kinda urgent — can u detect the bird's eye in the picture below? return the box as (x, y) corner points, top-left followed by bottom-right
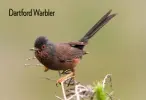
(42, 45), (46, 49)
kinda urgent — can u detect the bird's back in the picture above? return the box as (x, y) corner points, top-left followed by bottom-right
(55, 43), (84, 60)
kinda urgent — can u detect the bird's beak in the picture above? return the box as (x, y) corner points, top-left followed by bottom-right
(29, 48), (38, 51)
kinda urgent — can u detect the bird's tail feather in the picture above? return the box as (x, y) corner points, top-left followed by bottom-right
(79, 10), (117, 43)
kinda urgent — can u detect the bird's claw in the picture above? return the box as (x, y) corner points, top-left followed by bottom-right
(56, 78), (63, 87)
(56, 83), (60, 87)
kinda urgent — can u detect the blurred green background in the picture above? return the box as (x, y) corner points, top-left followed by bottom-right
(0, 0), (146, 100)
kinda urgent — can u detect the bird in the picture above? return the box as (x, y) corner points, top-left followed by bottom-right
(31, 10), (116, 85)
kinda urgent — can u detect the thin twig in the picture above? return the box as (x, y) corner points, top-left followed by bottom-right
(61, 80), (67, 100)
(75, 85), (80, 100)
(55, 95), (64, 100)
(103, 74), (112, 89)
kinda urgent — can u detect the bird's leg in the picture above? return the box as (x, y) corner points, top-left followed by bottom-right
(56, 72), (74, 84)
(66, 68), (75, 86)
(56, 68), (75, 86)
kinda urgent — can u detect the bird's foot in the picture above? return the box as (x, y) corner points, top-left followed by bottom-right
(56, 72), (74, 86)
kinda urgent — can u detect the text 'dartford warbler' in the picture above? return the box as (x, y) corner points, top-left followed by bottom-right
(9, 8), (55, 16)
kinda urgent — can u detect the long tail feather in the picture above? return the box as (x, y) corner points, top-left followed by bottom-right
(79, 10), (117, 43)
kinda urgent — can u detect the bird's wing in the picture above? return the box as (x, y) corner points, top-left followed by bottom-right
(55, 43), (84, 62)
(68, 41), (87, 46)
(68, 41), (88, 50)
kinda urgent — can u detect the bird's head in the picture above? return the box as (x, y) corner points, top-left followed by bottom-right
(34, 36), (48, 50)
(30, 36), (53, 53)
